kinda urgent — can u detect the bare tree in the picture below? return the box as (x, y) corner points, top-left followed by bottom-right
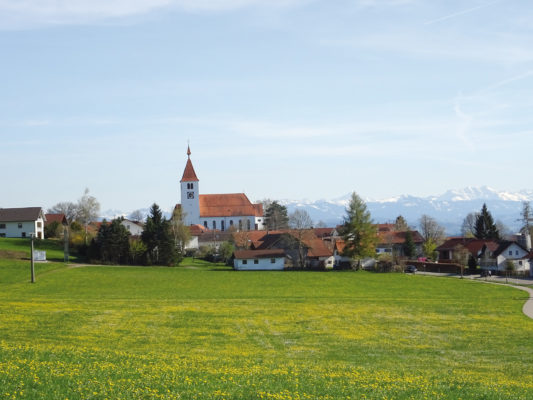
(419, 214), (445, 245)
(48, 202), (78, 225)
(289, 209), (314, 268)
(76, 188), (101, 245)
(129, 209), (145, 223)
(461, 212), (478, 238)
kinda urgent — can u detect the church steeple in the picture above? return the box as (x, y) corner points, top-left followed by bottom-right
(181, 146), (199, 182)
(180, 145), (200, 226)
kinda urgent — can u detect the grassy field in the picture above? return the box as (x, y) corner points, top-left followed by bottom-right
(1, 239), (533, 399)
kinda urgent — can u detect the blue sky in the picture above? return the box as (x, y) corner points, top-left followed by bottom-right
(1, 0), (532, 212)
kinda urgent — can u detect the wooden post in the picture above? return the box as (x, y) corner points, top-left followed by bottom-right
(30, 233), (35, 283)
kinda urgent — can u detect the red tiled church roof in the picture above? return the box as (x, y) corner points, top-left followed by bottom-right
(199, 193), (262, 218)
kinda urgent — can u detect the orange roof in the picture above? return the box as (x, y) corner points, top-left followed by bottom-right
(334, 239), (346, 253)
(305, 238), (333, 258)
(199, 193), (262, 218)
(188, 224), (209, 236)
(181, 158), (199, 182)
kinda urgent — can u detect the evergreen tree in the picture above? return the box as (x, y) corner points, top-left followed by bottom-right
(394, 215), (409, 231)
(474, 203), (500, 240)
(88, 218), (130, 264)
(264, 201), (289, 230)
(403, 231), (416, 258)
(141, 203), (178, 266)
(339, 192), (378, 266)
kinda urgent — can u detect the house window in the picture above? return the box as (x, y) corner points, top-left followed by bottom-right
(242, 260), (248, 265)
(271, 258), (276, 264)
(247, 220), (251, 230)
(519, 261), (523, 266)
(22, 232), (26, 238)
(204, 221), (208, 228)
(18, 223), (22, 229)
(0, 224), (5, 229)
(239, 220), (242, 230)
(509, 250), (513, 256)
(254, 259), (259, 264)
(212, 221), (216, 230)
(516, 250), (519, 256)
(221, 221), (225, 231)
(37, 222), (42, 228)
(0, 233), (5, 238)
(230, 220), (233, 226)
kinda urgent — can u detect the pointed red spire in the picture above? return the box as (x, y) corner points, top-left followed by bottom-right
(181, 145), (199, 182)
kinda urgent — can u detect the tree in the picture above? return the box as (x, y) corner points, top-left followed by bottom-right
(170, 206), (191, 263)
(289, 209), (314, 268)
(218, 241), (235, 265)
(452, 244), (470, 278)
(141, 203), (178, 266)
(422, 239), (438, 260)
(264, 201), (289, 230)
(394, 215), (409, 231)
(88, 218), (130, 264)
(48, 201), (78, 225)
(339, 192), (378, 268)
(129, 209), (145, 223)
(474, 203), (499, 240)
(76, 188), (101, 245)
(419, 215), (445, 246)
(44, 221), (61, 238)
(461, 212), (479, 238)
(403, 231), (416, 259)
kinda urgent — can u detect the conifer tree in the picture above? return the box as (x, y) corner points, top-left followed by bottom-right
(142, 203), (178, 266)
(474, 203), (500, 240)
(403, 231), (416, 258)
(264, 201), (289, 230)
(339, 192), (378, 267)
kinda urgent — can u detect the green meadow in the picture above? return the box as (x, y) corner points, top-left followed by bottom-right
(1, 238), (533, 399)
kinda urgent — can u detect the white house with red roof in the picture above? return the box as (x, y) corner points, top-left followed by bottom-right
(178, 146), (265, 231)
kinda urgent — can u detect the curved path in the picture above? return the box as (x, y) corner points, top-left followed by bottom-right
(509, 285), (533, 319)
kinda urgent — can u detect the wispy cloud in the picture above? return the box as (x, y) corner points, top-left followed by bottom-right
(0, 0), (309, 28)
(424, 0), (502, 25)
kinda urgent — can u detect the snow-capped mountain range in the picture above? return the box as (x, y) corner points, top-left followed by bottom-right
(101, 186), (533, 235)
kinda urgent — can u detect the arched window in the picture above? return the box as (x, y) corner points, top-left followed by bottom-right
(229, 220), (234, 226)
(204, 221), (208, 228)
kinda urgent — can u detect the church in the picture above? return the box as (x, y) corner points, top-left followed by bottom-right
(178, 146), (265, 231)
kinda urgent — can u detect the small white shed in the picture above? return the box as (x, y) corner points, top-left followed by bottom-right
(233, 249), (286, 271)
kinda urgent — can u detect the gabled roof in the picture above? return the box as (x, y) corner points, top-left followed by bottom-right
(437, 238), (499, 255)
(234, 249), (286, 259)
(199, 193), (262, 218)
(45, 213), (67, 226)
(0, 207), (44, 222)
(493, 241), (530, 257)
(377, 230), (424, 245)
(305, 238), (333, 258)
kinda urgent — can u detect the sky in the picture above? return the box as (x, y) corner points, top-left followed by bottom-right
(1, 0), (532, 213)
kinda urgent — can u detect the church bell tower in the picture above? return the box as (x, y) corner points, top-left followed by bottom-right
(180, 146), (200, 226)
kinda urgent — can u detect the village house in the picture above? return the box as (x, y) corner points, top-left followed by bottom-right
(375, 224), (424, 257)
(233, 249), (286, 271)
(0, 207), (46, 239)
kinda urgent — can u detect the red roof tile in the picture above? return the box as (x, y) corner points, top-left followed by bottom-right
(199, 193), (261, 218)
(44, 213), (67, 226)
(180, 158), (199, 182)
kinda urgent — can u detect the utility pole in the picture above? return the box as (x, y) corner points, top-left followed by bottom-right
(30, 233), (35, 283)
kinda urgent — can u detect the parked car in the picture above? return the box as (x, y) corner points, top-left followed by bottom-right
(405, 265), (417, 273)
